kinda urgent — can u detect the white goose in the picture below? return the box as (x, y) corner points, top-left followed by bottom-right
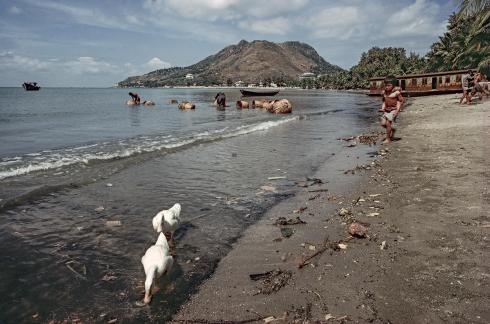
(141, 232), (174, 304)
(152, 203), (181, 243)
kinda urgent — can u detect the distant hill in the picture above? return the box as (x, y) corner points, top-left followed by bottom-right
(118, 40), (344, 87)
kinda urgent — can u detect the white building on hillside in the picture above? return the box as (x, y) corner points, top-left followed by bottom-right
(299, 72), (316, 80)
(185, 73), (194, 80)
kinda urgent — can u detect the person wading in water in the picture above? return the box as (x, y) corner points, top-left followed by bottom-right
(128, 92), (141, 105)
(379, 77), (403, 144)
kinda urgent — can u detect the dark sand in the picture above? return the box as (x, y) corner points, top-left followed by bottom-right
(171, 94), (489, 324)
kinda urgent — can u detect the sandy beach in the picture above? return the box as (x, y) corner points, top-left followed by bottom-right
(171, 94), (490, 324)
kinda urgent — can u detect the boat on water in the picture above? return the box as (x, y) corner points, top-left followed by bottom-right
(240, 89), (279, 97)
(23, 82), (41, 91)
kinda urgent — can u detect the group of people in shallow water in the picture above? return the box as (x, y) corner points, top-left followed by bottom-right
(460, 70), (490, 105)
(127, 92), (155, 106)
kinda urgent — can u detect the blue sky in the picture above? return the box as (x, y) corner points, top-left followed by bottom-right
(0, 0), (458, 87)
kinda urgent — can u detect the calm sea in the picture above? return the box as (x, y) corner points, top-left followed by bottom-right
(0, 87), (379, 322)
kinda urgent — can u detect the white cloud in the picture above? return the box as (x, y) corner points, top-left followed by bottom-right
(63, 56), (119, 74)
(0, 52), (119, 74)
(307, 6), (364, 39)
(304, 0), (445, 41)
(9, 6), (22, 14)
(122, 58), (172, 76)
(386, 0), (445, 36)
(238, 17), (291, 35)
(145, 0), (309, 20)
(20, 0), (139, 31)
(0, 51), (49, 71)
(145, 57), (171, 69)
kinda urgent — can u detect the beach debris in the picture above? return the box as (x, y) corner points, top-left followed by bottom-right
(268, 176), (286, 181)
(95, 206), (105, 212)
(106, 183), (113, 187)
(325, 314), (335, 321)
(308, 188), (329, 193)
(369, 194), (381, 197)
(298, 240), (342, 268)
(107, 318), (117, 324)
(308, 245), (316, 251)
(338, 243), (348, 250)
(346, 143), (357, 148)
(105, 220), (122, 227)
(250, 269), (292, 294)
(260, 185), (277, 193)
(65, 260), (87, 281)
(367, 212), (380, 217)
(358, 134), (380, 145)
(308, 194), (321, 201)
(296, 177), (324, 188)
(338, 208), (351, 217)
(339, 136), (355, 141)
(101, 272), (117, 281)
(274, 216), (306, 226)
(380, 241), (388, 250)
(32, 313), (39, 319)
(293, 206), (307, 214)
(280, 228), (294, 238)
(348, 222), (368, 238)
(263, 316), (276, 323)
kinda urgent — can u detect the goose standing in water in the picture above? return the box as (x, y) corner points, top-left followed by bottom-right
(141, 232), (174, 304)
(152, 203), (181, 246)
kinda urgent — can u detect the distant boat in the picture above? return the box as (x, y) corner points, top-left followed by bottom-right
(23, 82), (41, 91)
(240, 89), (279, 97)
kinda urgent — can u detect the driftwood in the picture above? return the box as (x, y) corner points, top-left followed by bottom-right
(169, 317), (266, 324)
(298, 239), (345, 269)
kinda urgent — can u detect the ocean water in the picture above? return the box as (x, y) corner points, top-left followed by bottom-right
(0, 87), (379, 322)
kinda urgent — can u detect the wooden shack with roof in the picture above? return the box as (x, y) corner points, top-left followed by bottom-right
(368, 69), (476, 96)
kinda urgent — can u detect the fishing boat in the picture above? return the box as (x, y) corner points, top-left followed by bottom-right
(240, 89), (279, 97)
(22, 82), (41, 91)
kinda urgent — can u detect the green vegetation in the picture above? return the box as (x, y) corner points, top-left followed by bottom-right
(309, 0), (489, 90)
(426, 0), (489, 75)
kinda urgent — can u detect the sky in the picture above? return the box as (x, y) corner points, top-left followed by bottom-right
(0, 0), (459, 87)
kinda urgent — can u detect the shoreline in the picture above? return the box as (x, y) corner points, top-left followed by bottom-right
(171, 94), (490, 323)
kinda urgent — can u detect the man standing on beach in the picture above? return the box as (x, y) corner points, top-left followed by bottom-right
(379, 77), (403, 144)
(460, 70), (475, 105)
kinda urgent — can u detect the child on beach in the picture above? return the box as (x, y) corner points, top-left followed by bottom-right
(379, 77), (403, 144)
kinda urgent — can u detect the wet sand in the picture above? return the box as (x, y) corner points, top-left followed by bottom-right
(171, 94), (490, 323)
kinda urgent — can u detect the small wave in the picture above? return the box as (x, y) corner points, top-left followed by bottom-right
(0, 117), (298, 180)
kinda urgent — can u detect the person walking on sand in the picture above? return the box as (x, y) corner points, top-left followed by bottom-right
(460, 70), (475, 105)
(379, 77), (403, 144)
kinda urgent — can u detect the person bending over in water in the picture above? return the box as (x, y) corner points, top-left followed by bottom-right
(379, 77), (403, 144)
(214, 92), (226, 108)
(128, 92), (141, 105)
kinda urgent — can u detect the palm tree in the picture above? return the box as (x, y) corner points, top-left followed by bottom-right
(459, 0), (489, 17)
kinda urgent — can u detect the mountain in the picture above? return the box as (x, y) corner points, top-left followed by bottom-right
(118, 40), (344, 87)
